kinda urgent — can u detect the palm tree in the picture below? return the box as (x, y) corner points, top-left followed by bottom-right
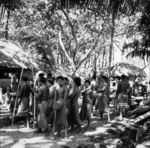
(125, 40), (150, 91)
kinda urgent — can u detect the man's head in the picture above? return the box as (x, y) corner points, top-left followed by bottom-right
(121, 75), (127, 80)
(63, 77), (69, 86)
(47, 72), (52, 78)
(39, 73), (44, 78)
(22, 76), (28, 82)
(39, 76), (47, 84)
(73, 77), (81, 87)
(48, 76), (55, 85)
(56, 76), (64, 86)
(85, 80), (90, 88)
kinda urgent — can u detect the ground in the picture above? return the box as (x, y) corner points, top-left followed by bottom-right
(0, 115), (100, 148)
(0, 105), (150, 148)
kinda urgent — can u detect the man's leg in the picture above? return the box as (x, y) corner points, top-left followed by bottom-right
(87, 104), (91, 127)
(107, 109), (110, 122)
(119, 107), (123, 120)
(99, 111), (104, 120)
(35, 104), (42, 133)
(57, 125), (61, 137)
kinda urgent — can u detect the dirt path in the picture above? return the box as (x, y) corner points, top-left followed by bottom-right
(0, 121), (97, 148)
(0, 105), (150, 148)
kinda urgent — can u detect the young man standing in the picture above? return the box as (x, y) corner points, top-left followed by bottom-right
(116, 75), (130, 120)
(53, 76), (68, 137)
(35, 77), (49, 135)
(17, 76), (33, 127)
(80, 80), (93, 128)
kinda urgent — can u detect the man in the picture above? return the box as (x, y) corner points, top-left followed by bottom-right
(90, 73), (97, 115)
(48, 76), (56, 101)
(116, 75), (130, 120)
(34, 71), (45, 93)
(68, 77), (82, 132)
(96, 76), (110, 122)
(63, 77), (70, 110)
(35, 77), (49, 135)
(46, 76), (56, 126)
(17, 76), (33, 127)
(53, 76), (68, 137)
(9, 73), (18, 112)
(80, 80), (93, 127)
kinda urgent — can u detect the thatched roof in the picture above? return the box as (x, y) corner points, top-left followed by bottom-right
(99, 62), (147, 77)
(0, 53), (24, 68)
(112, 62), (147, 77)
(0, 40), (40, 69)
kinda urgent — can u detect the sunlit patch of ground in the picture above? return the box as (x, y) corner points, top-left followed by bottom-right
(0, 103), (149, 148)
(0, 124), (94, 148)
(0, 110), (119, 148)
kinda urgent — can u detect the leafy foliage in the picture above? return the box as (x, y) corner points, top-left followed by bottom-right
(124, 1), (150, 60)
(0, 0), (148, 76)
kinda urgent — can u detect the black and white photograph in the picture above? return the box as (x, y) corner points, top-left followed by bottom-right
(0, 0), (150, 148)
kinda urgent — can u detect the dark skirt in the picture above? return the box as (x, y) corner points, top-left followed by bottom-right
(68, 102), (81, 127)
(96, 94), (108, 113)
(37, 101), (48, 129)
(118, 93), (129, 109)
(80, 103), (91, 121)
(17, 97), (29, 117)
(55, 102), (68, 130)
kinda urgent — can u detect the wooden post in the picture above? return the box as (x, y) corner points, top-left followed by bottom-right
(11, 68), (24, 126)
(108, 6), (116, 122)
(148, 61), (150, 93)
(52, 90), (57, 137)
(32, 67), (36, 130)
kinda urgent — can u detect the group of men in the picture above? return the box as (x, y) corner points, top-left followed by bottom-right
(7, 72), (134, 137)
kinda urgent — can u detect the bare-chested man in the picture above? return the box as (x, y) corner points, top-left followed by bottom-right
(53, 76), (68, 137)
(35, 77), (49, 135)
(68, 77), (82, 132)
(80, 80), (93, 127)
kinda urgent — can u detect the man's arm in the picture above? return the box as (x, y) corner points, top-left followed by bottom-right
(116, 82), (121, 96)
(17, 85), (23, 98)
(81, 86), (91, 93)
(30, 87), (34, 96)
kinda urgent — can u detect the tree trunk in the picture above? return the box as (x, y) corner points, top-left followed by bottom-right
(134, 111), (150, 124)
(102, 49), (106, 68)
(108, 8), (116, 98)
(144, 55), (150, 92)
(94, 54), (97, 73)
(148, 59), (150, 92)
(5, 10), (10, 40)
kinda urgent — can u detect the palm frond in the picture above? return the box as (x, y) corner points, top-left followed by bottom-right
(124, 39), (150, 60)
(127, 49), (150, 60)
